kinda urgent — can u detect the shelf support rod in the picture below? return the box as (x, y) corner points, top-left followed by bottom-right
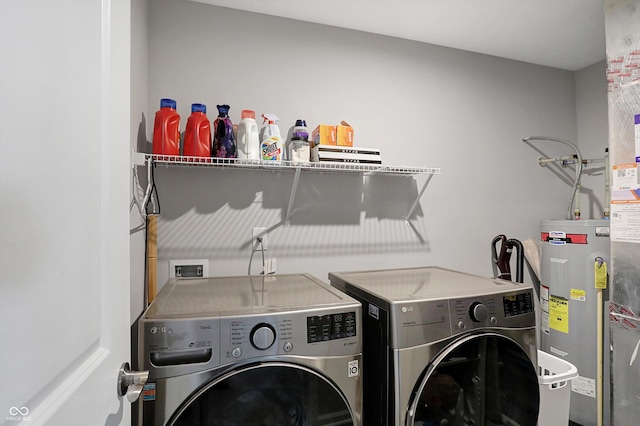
(284, 166), (302, 227)
(141, 155), (154, 213)
(405, 173), (434, 225)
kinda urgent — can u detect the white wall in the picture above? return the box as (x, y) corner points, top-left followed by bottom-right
(129, 0), (608, 307)
(131, 0), (149, 322)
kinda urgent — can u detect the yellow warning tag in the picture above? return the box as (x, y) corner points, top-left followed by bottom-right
(549, 296), (569, 334)
(595, 261), (607, 289)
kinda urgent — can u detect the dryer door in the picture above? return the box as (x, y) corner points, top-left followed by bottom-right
(407, 333), (539, 426)
(168, 362), (356, 425)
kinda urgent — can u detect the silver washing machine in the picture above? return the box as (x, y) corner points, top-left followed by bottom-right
(329, 266), (539, 426)
(137, 273), (362, 425)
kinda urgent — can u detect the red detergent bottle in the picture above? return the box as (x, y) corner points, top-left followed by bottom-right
(152, 98), (180, 155)
(183, 103), (211, 157)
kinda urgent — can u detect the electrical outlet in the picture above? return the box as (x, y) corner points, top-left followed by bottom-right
(252, 227), (268, 250)
(169, 259), (209, 278)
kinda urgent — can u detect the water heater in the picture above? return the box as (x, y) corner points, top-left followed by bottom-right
(540, 219), (610, 426)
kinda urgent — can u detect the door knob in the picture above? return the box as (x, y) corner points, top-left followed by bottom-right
(118, 362), (149, 403)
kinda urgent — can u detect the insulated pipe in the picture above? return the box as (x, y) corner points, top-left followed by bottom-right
(604, 148), (610, 218)
(575, 180), (582, 220)
(523, 136), (583, 220)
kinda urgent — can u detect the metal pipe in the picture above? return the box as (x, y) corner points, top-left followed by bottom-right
(523, 136), (583, 220)
(538, 156), (605, 167)
(538, 155), (576, 166)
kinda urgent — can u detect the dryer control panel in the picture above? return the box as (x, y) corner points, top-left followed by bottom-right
(390, 288), (535, 349)
(452, 289), (534, 332)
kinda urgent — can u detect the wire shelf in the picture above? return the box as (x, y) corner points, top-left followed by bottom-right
(138, 153), (440, 176)
(133, 152), (440, 226)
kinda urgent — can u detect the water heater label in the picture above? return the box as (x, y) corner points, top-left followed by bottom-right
(541, 232), (588, 244)
(549, 296), (569, 334)
(611, 162), (640, 243)
(570, 289), (586, 302)
(540, 285), (550, 335)
(571, 375), (596, 398)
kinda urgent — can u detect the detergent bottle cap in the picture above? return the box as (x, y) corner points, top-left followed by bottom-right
(241, 109), (256, 120)
(160, 98), (176, 109)
(216, 104), (230, 117)
(295, 119), (307, 127)
(191, 103), (206, 113)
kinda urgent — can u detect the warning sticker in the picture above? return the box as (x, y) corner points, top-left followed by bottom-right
(541, 285), (550, 335)
(570, 289), (586, 302)
(549, 296), (569, 334)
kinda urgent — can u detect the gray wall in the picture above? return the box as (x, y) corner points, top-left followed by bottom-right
(576, 61), (609, 220)
(131, 0), (608, 311)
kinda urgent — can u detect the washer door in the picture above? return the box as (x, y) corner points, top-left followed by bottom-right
(169, 362), (355, 426)
(407, 333), (539, 426)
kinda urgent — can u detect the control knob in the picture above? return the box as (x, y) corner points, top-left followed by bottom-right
(250, 323), (276, 350)
(469, 302), (488, 322)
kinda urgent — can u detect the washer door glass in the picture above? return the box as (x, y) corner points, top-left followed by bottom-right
(170, 363), (355, 426)
(408, 334), (539, 426)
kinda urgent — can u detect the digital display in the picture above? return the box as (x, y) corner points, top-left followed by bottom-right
(503, 292), (534, 318)
(307, 311), (356, 343)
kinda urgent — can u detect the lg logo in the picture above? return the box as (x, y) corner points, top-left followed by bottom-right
(401, 306), (414, 313)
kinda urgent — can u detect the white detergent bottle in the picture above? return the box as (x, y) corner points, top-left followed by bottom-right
(260, 113), (283, 161)
(237, 109), (260, 160)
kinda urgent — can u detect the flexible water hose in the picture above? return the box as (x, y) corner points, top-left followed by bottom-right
(523, 136), (583, 220)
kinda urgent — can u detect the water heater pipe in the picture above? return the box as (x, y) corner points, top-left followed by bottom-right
(523, 136), (583, 220)
(538, 155), (577, 166)
(604, 148), (610, 218)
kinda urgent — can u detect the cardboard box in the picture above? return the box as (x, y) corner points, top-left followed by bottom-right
(312, 124), (336, 146)
(310, 145), (381, 164)
(336, 121), (353, 147)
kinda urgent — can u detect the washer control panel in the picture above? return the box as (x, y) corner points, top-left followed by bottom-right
(219, 309), (359, 362)
(307, 311), (357, 343)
